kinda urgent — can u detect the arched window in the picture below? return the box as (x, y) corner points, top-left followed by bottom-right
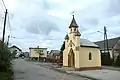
(74, 28), (76, 32)
(71, 29), (72, 32)
(89, 52), (92, 60)
(70, 40), (72, 47)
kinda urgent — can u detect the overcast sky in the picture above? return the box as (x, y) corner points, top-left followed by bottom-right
(0, 0), (120, 51)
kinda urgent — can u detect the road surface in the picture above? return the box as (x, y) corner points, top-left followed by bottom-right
(13, 59), (90, 80)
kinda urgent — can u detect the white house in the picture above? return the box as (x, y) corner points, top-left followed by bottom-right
(9, 45), (22, 57)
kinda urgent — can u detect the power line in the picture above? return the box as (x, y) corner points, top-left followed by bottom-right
(0, 1), (5, 12)
(7, 13), (12, 36)
(1, 0), (6, 10)
(2, 9), (7, 42)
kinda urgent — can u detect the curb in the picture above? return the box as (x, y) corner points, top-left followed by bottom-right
(52, 68), (67, 74)
(53, 68), (100, 80)
(102, 67), (120, 71)
(68, 72), (100, 80)
(39, 64), (67, 73)
(39, 64), (99, 80)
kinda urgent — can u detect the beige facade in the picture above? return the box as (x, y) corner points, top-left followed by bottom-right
(63, 15), (101, 70)
(29, 48), (47, 58)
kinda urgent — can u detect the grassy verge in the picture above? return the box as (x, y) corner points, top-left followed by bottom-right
(0, 41), (14, 80)
(0, 72), (13, 80)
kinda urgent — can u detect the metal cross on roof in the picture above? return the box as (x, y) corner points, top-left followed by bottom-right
(70, 11), (76, 16)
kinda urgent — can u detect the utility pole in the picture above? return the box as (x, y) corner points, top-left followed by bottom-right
(2, 9), (8, 43)
(104, 26), (109, 54)
(0, 9), (8, 60)
(104, 27), (106, 54)
(104, 26), (110, 65)
(7, 35), (10, 46)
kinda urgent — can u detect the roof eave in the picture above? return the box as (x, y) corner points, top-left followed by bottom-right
(80, 45), (99, 48)
(69, 26), (78, 28)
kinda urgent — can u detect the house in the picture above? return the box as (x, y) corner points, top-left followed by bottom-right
(9, 45), (22, 58)
(29, 47), (47, 61)
(94, 37), (120, 63)
(63, 15), (101, 70)
(113, 40), (120, 63)
(49, 50), (60, 63)
(23, 52), (29, 58)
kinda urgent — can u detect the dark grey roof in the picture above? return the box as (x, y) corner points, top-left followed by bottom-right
(50, 50), (60, 55)
(9, 45), (22, 51)
(113, 40), (120, 51)
(80, 39), (99, 48)
(94, 37), (120, 50)
(29, 47), (47, 49)
(60, 38), (99, 52)
(69, 15), (79, 28)
(64, 34), (69, 40)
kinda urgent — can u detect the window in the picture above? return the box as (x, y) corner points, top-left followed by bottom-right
(70, 40), (72, 47)
(89, 52), (92, 60)
(71, 29), (72, 32)
(75, 46), (79, 51)
(74, 28), (76, 31)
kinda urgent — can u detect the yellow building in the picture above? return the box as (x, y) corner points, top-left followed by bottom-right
(63, 15), (101, 70)
(29, 47), (47, 61)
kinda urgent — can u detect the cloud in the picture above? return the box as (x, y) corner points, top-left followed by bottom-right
(26, 19), (59, 35)
(106, 0), (120, 17)
(4, 0), (61, 36)
(74, 0), (120, 40)
(1, 0), (120, 51)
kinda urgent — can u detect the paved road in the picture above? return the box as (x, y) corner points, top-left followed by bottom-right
(13, 59), (90, 80)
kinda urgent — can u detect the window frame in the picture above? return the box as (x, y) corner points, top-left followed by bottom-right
(89, 52), (92, 60)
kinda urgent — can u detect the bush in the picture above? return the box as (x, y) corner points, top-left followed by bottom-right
(34, 57), (38, 61)
(0, 42), (13, 72)
(0, 72), (13, 80)
(115, 54), (120, 66)
(0, 41), (13, 80)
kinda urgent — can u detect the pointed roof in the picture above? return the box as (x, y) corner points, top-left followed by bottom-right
(75, 29), (81, 36)
(69, 15), (79, 28)
(64, 34), (69, 40)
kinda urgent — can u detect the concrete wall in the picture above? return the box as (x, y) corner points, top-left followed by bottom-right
(101, 50), (113, 58)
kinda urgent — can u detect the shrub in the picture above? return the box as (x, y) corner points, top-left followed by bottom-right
(0, 41), (14, 72)
(0, 41), (13, 72)
(0, 41), (13, 80)
(115, 54), (120, 66)
(101, 52), (112, 65)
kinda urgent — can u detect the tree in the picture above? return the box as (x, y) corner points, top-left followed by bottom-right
(34, 49), (44, 61)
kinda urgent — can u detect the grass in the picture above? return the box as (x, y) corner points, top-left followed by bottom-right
(0, 72), (13, 80)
